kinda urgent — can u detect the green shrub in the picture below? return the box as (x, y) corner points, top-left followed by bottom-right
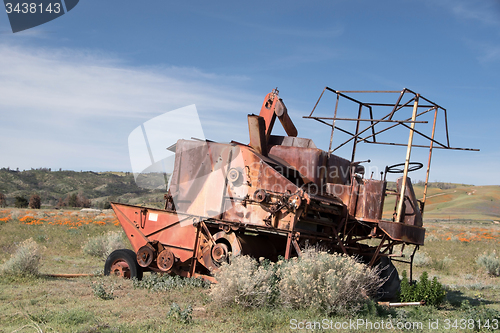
(460, 300), (500, 331)
(167, 303), (193, 324)
(399, 271), (446, 306)
(476, 251), (500, 276)
(1, 238), (41, 276)
(82, 231), (126, 258)
(91, 280), (114, 300)
(210, 249), (383, 315)
(132, 274), (210, 292)
(14, 196), (29, 208)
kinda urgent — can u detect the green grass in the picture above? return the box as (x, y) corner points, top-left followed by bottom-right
(1, 210), (500, 332)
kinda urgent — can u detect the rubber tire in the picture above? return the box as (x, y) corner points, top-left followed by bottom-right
(104, 249), (143, 280)
(377, 257), (400, 301)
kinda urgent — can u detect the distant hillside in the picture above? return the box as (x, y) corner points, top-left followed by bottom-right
(1, 169), (498, 219)
(383, 182), (500, 221)
(0, 168), (165, 208)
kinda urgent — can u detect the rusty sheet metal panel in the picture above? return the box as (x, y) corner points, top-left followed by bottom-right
(259, 91), (278, 140)
(248, 115), (268, 156)
(355, 179), (386, 220)
(325, 183), (351, 206)
(111, 202), (198, 263)
(268, 135), (316, 148)
(326, 154), (351, 185)
(222, 145), (301, 229)
(268, 145), (327, 186)
(378, 220), (425, 245)
(169, 140), (241, 218)
(396, 177), (423, 226)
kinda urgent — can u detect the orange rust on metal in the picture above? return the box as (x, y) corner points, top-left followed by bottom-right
(248, 115), (268, 156)
(258, 89), (298, 140)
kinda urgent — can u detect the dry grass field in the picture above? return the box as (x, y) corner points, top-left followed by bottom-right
(0, 208), (499, 332)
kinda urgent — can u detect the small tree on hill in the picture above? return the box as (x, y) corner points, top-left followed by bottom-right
(29, 194), (41, 209)
(0, 193), (6, 207)
(67, 193), (78, 207)
(76, 193), (91, 208)
(14, 196), (29, 208)
(56, 197), (66, 208)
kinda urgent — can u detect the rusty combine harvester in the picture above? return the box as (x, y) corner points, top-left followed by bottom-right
(105, 87), (477, 299)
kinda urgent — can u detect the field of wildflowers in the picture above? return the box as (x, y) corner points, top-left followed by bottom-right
(0, 208), (120, 228)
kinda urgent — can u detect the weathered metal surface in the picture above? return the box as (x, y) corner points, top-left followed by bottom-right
(109, 88), (475, 283)
(248, 115), (268, 156)
(396, 177), (423, 226)
(355, 179), (386, 221)
(378, 220), (425, 245)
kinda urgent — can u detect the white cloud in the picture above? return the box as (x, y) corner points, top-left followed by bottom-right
(449, 0), (500, 27)
(0, 44), (259, 171)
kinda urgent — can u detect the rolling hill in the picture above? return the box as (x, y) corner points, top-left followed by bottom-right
(383, 182), (500, 221)
(0, 168), (165, 208)
(1, 168), (498, 220)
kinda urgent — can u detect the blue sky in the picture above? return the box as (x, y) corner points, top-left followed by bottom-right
(0, 0), (499, 185)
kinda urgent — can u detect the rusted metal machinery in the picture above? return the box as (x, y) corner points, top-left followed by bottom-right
(105, 88), (477, 298)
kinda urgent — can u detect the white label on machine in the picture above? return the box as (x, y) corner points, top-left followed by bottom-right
(149, 213), (158, 222)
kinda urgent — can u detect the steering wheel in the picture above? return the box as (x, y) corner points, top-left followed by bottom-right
(385, 162), (423, 174)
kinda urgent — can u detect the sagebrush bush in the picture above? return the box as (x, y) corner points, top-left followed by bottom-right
(1, 238), (41, 276)
(433, 255), (454, 270)
(82, 231), (126, 258)
(425, 234), (439, 242)
(277, 249), (382, 315)
(413, 251), (432, 267)
(11, 210), (21, 220)
(210, 249), (383, 315)
(476, 251), (500, 276)
(211, 255), (274, 307)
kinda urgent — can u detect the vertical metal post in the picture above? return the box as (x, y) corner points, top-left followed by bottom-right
(396, 95), (419, 222)
(328, 93), (340, 153)
(421, 107), (438, 215)
(351, 104), (363, 163)
(285, 232), (292, 259)
(189, 223), (202, 278)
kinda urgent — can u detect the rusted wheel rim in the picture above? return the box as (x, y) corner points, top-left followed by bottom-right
(157, 249), (175, 271)
(110, 260), (131, 278)
(211, 243), (229, 264)
(137, 245), (155, 267)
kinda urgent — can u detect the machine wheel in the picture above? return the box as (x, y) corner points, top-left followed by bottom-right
(104, 249), (143, 280)
(377, 257), (400, 301)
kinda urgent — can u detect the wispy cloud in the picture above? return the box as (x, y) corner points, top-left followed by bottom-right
(429, 0), (500, 64)
(448, 0), (500, 27)
(0, 44), (259, 171)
